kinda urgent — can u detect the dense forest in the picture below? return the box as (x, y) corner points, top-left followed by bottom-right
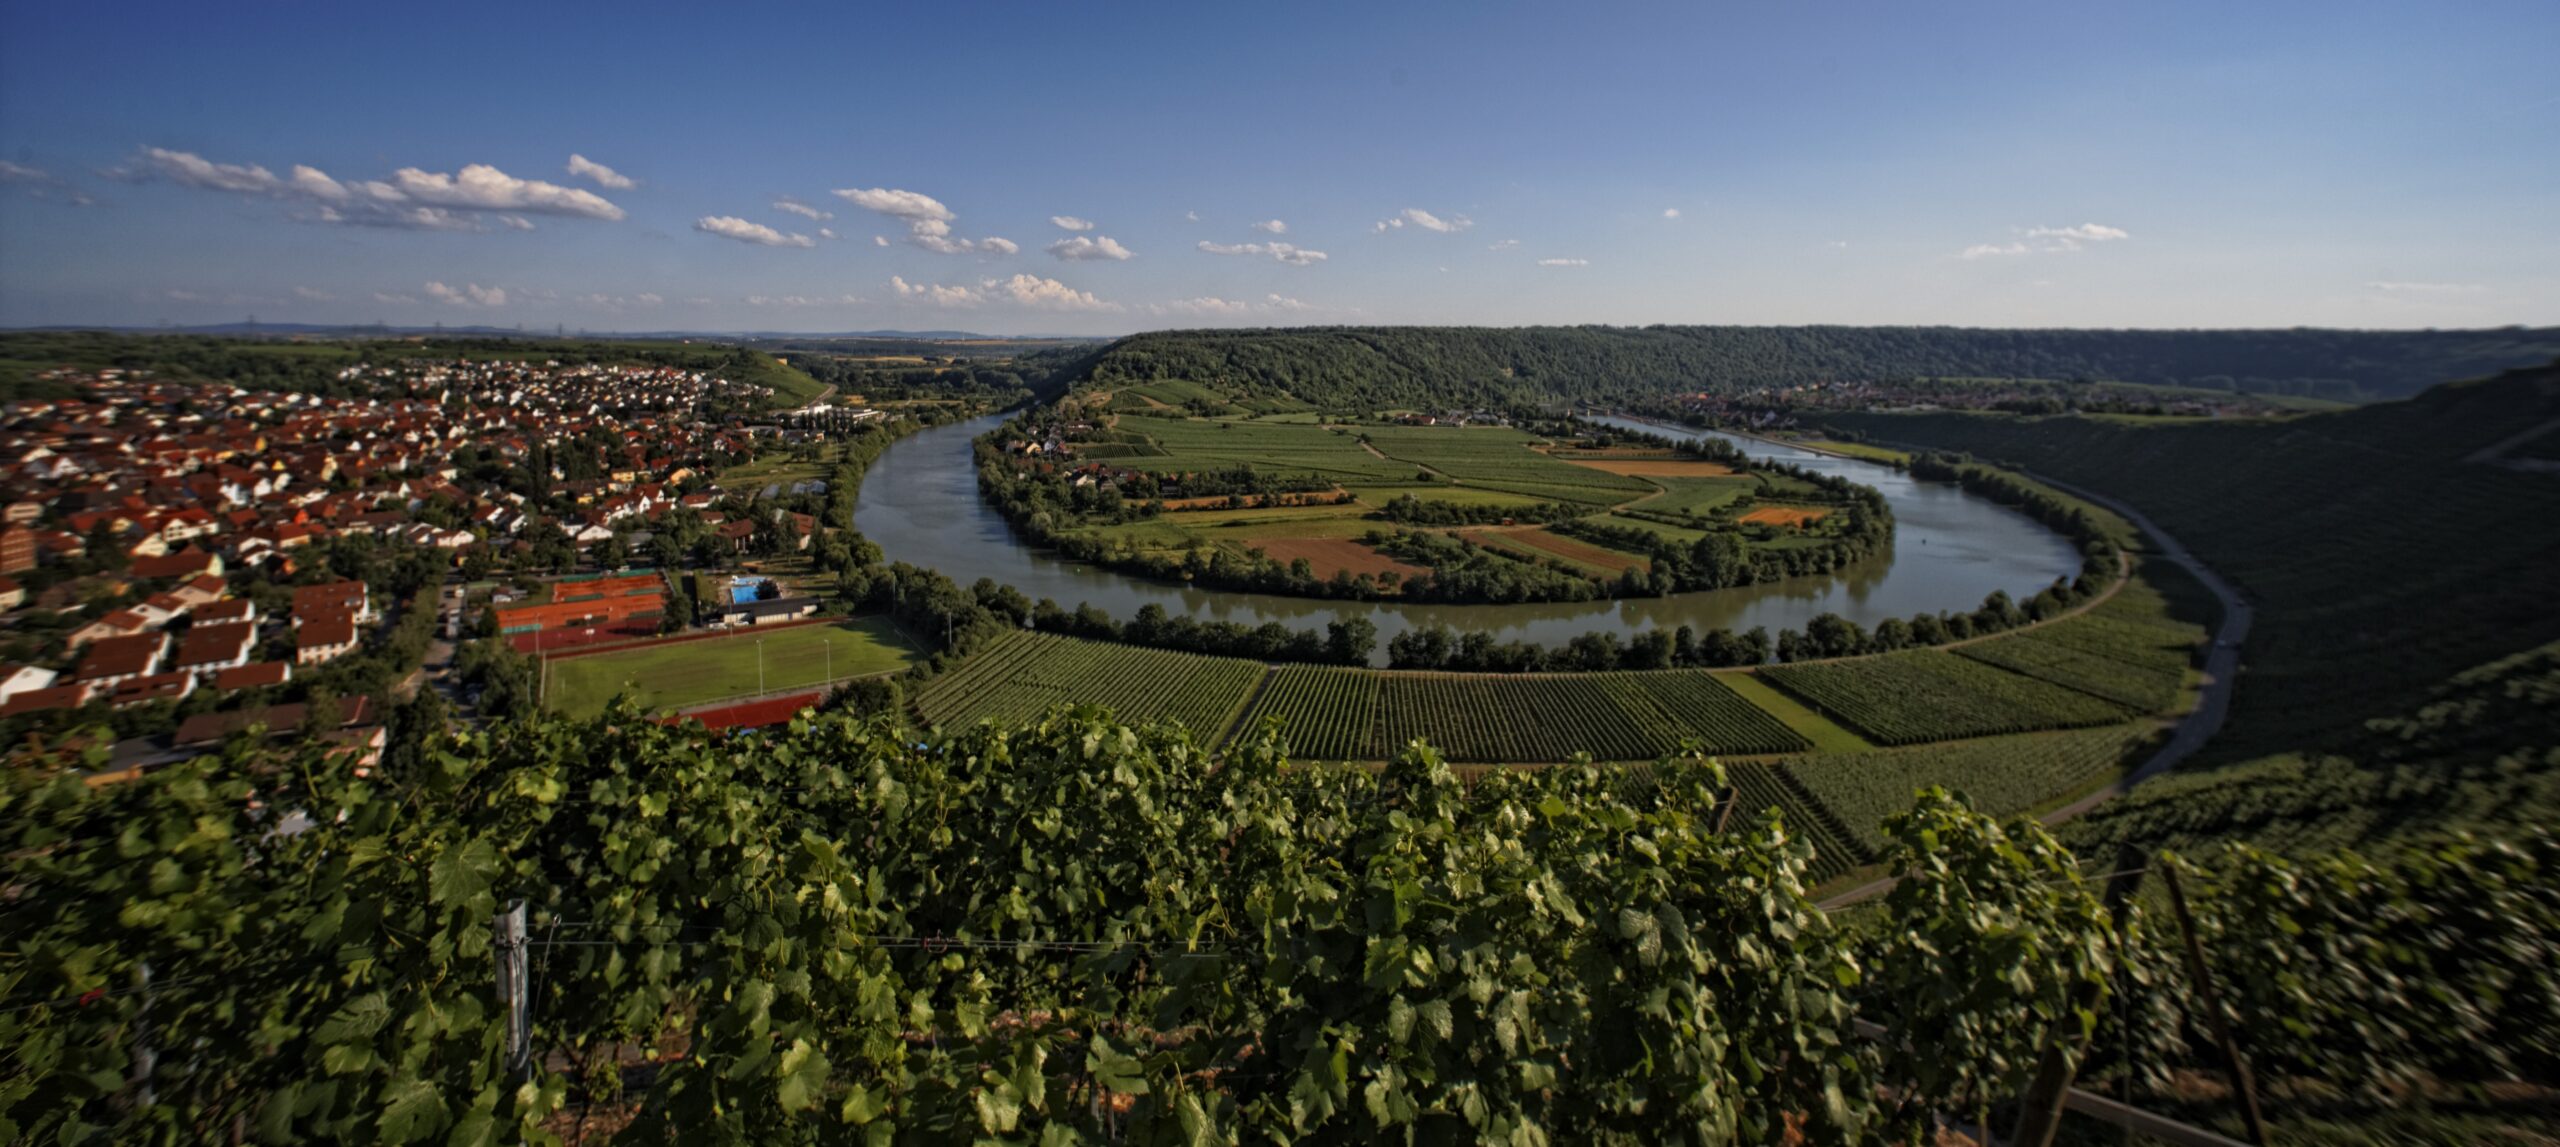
(1073, 325), (2560, 408)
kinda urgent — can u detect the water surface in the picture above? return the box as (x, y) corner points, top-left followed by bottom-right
(853, 413), (2080, 665)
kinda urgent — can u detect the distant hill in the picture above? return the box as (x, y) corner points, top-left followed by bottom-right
(0, 322), (1100, 342)
(1823, 362), (2560, 855)
(1070, 325), (2560, 406)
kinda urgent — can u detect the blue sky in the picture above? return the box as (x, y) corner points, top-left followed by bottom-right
(2, 0), (2553, 335)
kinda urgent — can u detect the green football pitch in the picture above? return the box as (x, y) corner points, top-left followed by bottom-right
(542, 617), (920, 717)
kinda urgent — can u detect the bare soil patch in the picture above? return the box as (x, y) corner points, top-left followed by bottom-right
(1245, 536), (1427, 582)
(1740, 506), (1831, 528)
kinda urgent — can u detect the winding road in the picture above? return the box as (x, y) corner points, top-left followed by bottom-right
(1817, 470), (2253, 910)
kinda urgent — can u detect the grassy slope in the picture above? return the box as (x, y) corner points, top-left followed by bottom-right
(546, 618), (917, 717)
(1825, 363), (2560, 855)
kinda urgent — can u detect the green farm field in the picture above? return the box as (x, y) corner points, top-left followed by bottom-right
(543, 618), (919, 718)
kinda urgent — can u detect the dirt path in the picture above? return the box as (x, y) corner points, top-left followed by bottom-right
(1818, 476), (2250, 910)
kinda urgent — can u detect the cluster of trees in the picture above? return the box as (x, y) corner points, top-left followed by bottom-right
(1367, 530), (1608, 603)
(1012, 599), (1374, 666)
(1375, 493), (1577, 525)
(1071, 325), (2560, 408)
(1388, 621), (1774, 672)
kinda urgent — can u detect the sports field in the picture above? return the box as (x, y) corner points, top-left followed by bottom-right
(543, 617), (920, 718)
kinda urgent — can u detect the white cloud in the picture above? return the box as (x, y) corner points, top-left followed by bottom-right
(2027, 222), (2129, 243)
(423, 281), (507, 307)
(834, 186), (953, 222)
(873, 235), (889, 247)
(566, 154), (636, 190)
(1537, 258), (1590, 267)
(695, 215), (816, 248)
(890, 276), (982, 307)
(1184, 210), (1200, 222)
(773, 197), (833, 221)
(371, 291), (418, 305)
(581, 292), (667, 309)
(1375, 207), (1471, 233)
(292, 286), (333, 302)
(1252, 219), (1288, 234)
(818, 227), (839, 240)
(1488, 238), (1520, 251)
(1198, 240), (1327, 266)
(2365, 280), (2486, 294)
(1051, 215), (1095, 232)
(130, 147), (626, 229)
(744, 293), (864, 308)
(1964, 223), (2132, 258)
(1662, 208), (1681, 220)
(1164, 297), (1253, 316)
(499, 215), (536, 231)
(988, 273), (1116, 311)
(0, 160), (96, 205)
(980, 237), (1020, 255)
(388, 164), (625, 220)
(1048, 235), (1134, 262)
(1264, 293), (1311, 311)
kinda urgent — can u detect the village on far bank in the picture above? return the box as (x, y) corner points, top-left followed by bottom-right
(0, 355), (909, 777)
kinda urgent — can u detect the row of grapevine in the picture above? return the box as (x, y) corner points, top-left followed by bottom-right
(913, 632), (1264, 736)
(1955, 633), (2185, 712)
(1759, 651), (2133, 746)
(1238, 666), (1808, 762)
(1781, 725), (2159, 853)
(1728, 761), (1869, 884)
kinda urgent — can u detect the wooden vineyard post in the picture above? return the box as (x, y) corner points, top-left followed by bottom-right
(2010, 850), (2147, 1147)
(2162, 864), (2268, 1146)
(495, 900), (533, 1082)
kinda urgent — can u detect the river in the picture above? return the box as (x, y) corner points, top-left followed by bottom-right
(851, 413), (2081, 665)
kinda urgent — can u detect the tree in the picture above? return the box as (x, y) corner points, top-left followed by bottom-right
(1324, 617), (1377, 666)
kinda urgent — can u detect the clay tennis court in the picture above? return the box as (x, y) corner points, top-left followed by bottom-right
(1739, 506), (1831, 527)
(1242, 537), (1428, 581)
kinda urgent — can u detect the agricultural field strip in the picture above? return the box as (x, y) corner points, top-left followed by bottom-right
(1778, 726), (2157, 854)
(1759, 650), (2133, 746)
(915, 633), (1265, 734)
(1237, 666), (1806, 762)
(1954, 634), (2185, 712)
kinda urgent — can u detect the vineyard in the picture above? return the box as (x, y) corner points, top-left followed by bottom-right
(911, 631), (1263, 735)
(1238, 665), (1809, 762)
(1726, 761), (1871, 884)
(1758, 651), (2134, 746)
(1955, 569), (2208, 713)
(16, 707), (2557, 1144)
(1358, 424), (1658, 505)
(1782, 725), (2161, 853)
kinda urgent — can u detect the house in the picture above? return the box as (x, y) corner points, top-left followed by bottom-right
(0, 576), (21, 612)
(0, 525), (34, 574)
(296, 617), (359, 666)
(173, 694), (378, 749)
(173, 621), (259, 677)
(0, 663), (59, 703)
(67, 609), (153, 649)
(718, 595), (823, 627)
(213, 661), (291, 691)
(715, 519), (758, 552)
(131, 548), (223, 581)
(72, 632), (171, 689)
(170, 574), (230, 608)
(193, 598), (257, 626)
(292, 580), (373, 625)
(0, 683), (95, 716)
(132, 592), (194, 628)
(110, 672), (196, 708)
